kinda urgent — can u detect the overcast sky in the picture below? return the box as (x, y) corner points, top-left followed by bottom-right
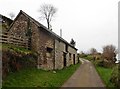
(0, 0), (119, 53)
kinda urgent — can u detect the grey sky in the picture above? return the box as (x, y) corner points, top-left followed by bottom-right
(0, 0), (119, 53)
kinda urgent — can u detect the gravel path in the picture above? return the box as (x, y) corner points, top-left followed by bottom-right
(61, 58), (106, 88)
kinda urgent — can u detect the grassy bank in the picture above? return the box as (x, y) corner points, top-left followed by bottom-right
(95, 66), (117, 89)
(2, 44), (33, 53)
(3, 63), (80, 88)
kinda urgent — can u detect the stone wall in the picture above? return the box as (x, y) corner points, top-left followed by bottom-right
(8, 14), (41, 51)
(30, 21), (40, 52)
(8, 14), (28, 38)
(8, 13), (55, 70)
(55, 39), (78, 69)
(37, 28), (54, 70)
(67, 46), (78, 66)
(55, 40), (65, 69)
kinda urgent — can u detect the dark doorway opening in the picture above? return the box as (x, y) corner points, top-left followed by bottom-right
(63, 52), (67, 67)
(73, 54), (75, 65)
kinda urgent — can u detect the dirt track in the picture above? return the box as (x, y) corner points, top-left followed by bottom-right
(61, 58), (106, 88)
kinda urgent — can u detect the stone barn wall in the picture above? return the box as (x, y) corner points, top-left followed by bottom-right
(67, 46), (78, 66)
(8, 14), (28, 38)
(8, 13), (55, 70)
(8, 13), (41, 53)
(37, 27), (54, 70)
(55, 39), (66, 69)
(55, 39), (78, 69)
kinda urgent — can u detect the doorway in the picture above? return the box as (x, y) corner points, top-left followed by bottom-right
(63, 52), (67, 67)
(73, 54), (75, 65)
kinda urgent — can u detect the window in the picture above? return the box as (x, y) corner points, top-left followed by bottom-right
(46, 47), (53, 53)
(46, 47), (53, 57)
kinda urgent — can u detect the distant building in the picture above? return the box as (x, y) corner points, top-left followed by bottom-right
(0, 14), (13, 33)
(7, 10), (78, 70)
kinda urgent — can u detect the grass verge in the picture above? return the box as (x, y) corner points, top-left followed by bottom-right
(2, 44), (31, 52)
(2, 63), (80, 88)
(95, 66), (117, 89)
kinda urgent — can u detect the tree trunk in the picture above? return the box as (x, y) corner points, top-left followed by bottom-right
(47, 19), (50, 30)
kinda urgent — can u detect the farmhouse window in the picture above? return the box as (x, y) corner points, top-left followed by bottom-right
(46, 47), (53, 53)
(46, 47), (53, 58)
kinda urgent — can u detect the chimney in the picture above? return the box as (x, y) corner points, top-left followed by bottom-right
(60, 29), (62, 37)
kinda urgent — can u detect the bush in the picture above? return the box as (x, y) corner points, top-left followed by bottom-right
(103, 61), (115, 68)
(79, 54), (87, 58)
(2, 45), (38, 79)
(93, 58), (115, 68)
(110, 64), (120, 88)
(94, 60), (104, 67)
(85, 55), (94, 61)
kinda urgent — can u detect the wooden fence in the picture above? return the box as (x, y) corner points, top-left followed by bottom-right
(0, 32), (30, 48)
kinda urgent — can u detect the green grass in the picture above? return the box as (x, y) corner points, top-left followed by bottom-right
(2, 44), (30, 52)
(1, 44), (37, 55)
(95, 66), (117, 88)
(83, 55), (93, 61)
(3, 63), (80, 88)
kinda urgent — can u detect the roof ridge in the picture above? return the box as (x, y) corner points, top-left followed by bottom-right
(20, 10), (48, 29)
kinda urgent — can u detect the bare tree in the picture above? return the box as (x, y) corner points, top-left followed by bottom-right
(9, 12), (15, 20)
(39, 4), (57, 30)
(102, 44), (116, 63)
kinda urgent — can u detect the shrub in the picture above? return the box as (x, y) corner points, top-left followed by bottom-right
(85, 55), (94, 61)
(79, 54), (87, 58)
(103, 60), (115, 68)
(2, 44), (38, 79)
(94, 60), (104, 67)
(93, 58), (115, 68)
(110, 64), (120, 88)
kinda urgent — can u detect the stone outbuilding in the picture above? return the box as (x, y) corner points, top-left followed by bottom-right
(0, 14), (13, 33)
(7, 10), (78, 70)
